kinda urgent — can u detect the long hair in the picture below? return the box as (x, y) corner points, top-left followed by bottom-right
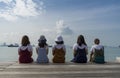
(77, 35), (87, 46)
(21, 35), (30, 46)
(38, 40), (48, 48)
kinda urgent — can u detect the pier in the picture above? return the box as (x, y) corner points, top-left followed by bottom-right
(0, 62), (120, 78)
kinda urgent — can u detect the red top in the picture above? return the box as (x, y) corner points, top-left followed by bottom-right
(18, 48), (33, 63)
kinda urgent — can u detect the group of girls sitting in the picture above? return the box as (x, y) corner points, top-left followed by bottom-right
(18, 35), (105, 64)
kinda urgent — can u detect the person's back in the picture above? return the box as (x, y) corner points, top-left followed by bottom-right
(18, 35), (33, 63)
(71, 35), (88, 63)
(52, 45), (65, 63)
(90, 38), (105, 63)
(36, 35), (49, 63)
(71, 44), (87, 63)
(52, 35), (66, 63)
(36, 47), (49, 63)
(19, 46), (33, 63)
(94, 48), (104, 63)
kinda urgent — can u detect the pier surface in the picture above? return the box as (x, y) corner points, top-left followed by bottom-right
(0, 62), (120, 78)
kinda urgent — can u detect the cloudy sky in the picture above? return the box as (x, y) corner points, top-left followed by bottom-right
(0, 0), (120, 46)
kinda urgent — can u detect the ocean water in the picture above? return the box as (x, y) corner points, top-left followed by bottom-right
(0, 46), (120, 62)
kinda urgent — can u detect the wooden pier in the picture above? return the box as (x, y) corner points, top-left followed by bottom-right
(0, 62), (120, 78)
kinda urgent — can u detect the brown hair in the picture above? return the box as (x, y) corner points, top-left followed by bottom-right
(21, 35), (30, 46)
(94, 38), (100, 45)
(77, 35), (87, 46)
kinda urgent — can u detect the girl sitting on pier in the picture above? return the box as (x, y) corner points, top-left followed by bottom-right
(36, 35), (49, 63)
(90, 38), (105, 63)
(71, 35), (88, 63)
(18, 35), (33, 63)
(52, 35), (66, 63)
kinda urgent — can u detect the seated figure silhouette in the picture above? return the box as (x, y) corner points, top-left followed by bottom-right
(90, 38), (105, 63)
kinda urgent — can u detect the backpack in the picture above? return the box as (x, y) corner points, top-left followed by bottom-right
(72, 48), (87, 63)
(93, 48), (105, 63)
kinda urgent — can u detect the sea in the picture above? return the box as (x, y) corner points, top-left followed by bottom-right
(0, 46), (120, 62)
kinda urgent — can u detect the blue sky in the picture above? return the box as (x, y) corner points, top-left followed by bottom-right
(0, 0), (120, 47)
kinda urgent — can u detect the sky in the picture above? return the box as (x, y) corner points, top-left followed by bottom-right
(0, 0), (120, 47)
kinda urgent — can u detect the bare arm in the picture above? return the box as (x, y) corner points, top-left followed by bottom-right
(73, 49), (77, 57)
(52, 46), (55, 55)
(85, 48), (88, 55)
(18, 51), (20, 55)
(63, 45), (66, 55)
(52, 49), (55, 55)
(18, 48), (20, 55)
(36, 47), (38, 55)
(46, 46), (49, 55)
(90, 51), (94, 62)
(30, 51), (33, 56)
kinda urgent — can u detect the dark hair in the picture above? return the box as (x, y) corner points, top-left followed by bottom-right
(77, 35), (87, 46)
(21, 35), (30, 46)
(55, 41), (64, 44)
(38, 40), (48, 48)
(39, 43), (45, 48)
(94, 38), (100, 44)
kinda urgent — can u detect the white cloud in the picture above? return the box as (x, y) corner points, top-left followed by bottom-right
(0, 0), (44, 21)
(56, 20), (73, 35)
(0, 12), (18, 21)
(13, 0), (39, 17)
(0, 0), (12, 4)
